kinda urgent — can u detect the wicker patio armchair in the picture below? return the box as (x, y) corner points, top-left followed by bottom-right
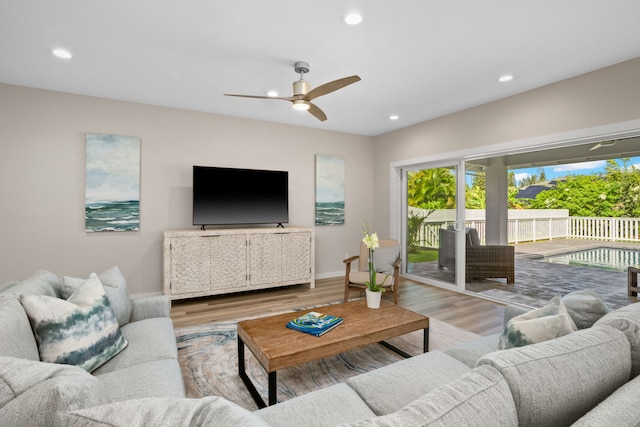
(438, 228), (515, 284)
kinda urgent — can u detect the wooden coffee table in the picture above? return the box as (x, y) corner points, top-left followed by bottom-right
(237, 299), (429, 408)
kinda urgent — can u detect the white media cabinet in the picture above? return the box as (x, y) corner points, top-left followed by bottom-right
(163, 227), (315, 300)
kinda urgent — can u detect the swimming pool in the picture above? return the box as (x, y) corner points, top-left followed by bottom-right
(541, 247), (640, 272)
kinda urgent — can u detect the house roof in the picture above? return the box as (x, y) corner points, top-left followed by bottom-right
(1, 1), (640, 136)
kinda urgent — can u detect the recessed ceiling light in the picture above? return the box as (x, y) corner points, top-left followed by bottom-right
(343, 13), (363, 25)
(267, 90), (279, 97)
(389, 115), (399, 120)
(52, 48), (72, 59)
(498, 74), (514, 83)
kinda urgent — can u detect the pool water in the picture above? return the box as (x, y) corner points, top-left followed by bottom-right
(541, 247), (640, 272)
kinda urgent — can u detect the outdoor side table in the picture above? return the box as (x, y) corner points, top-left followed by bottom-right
(628, 266), (640, 297)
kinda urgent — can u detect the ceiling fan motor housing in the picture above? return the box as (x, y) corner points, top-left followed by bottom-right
(293, 79), (310, 96)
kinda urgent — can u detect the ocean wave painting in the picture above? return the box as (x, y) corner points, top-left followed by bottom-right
(315, 154), (345, 226)
(85, 134), (141, 232)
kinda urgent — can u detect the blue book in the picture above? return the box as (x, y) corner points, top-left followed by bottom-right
(286, 311), (344, 336)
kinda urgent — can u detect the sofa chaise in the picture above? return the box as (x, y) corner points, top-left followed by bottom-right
(3, 269), (640, 426)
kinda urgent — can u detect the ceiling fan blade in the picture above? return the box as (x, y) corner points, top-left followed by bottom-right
(304, 75), (361, 101)
(224, 94), (295, 101)
(308, 103), (327, 121)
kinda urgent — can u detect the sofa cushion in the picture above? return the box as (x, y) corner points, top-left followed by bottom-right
(347, 351), (472, 415)
(3, 270), (62, 298)
(594, 301), (640, 378)
(561, 289), (609, 329)
(63, 266), (133, 326)
(91, 316), (178, 375)
(498, 295), (577, 349)
(442, 333), (501, 367)
(339, 365), (518, 427)
(0, 296), (40, 360)
(0, 356), (111, 427)
(65, 396), (269, 427)
(20, 273), (128, 372)
(257, 383), (376, 427)
(572, 373), (640, 426)
(478, 325), (631, 427)
(95, 358), (185, 401)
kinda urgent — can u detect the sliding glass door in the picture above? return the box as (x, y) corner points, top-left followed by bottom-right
(403, 161), (466, 289)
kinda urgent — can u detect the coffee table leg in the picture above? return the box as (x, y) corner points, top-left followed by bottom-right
(268, 372), (277, 406)
(380, 327), (429, 358)
(238, 336), (270, 409)
(424, 327), (429, 352)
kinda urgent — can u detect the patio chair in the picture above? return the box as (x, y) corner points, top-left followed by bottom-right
(438, 228), (515, 284)
(344, 239), (401, 304)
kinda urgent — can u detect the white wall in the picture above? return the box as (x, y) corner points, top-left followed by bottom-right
(373, 57), (640, 239)
(0, 84), (374, 294)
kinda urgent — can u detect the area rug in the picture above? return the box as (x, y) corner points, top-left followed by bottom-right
(175, 310), (480, 410)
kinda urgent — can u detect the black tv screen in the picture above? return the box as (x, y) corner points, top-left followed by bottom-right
(193, 166), (289, 226)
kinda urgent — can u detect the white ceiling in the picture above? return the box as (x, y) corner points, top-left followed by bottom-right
(2, 1), (640, 136)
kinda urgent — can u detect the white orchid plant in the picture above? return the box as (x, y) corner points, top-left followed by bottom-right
(362, 221), (389, 293)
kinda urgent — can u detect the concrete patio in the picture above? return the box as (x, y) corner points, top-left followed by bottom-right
(408, 238), (640, 310)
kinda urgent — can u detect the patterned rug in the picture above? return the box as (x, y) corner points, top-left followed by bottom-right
(175, 308), (480, 410)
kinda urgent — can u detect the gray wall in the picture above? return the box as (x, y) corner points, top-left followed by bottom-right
(0, 84), (373, 294)
(372, 57), (640, 238)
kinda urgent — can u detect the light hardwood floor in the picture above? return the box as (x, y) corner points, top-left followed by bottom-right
(170, 277), (507, 336)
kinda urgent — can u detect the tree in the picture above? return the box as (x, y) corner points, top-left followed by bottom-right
(407, 168), (456, 253)
(407, 168), (456, 212)
(604, 158), (640, 217)
(528, 174), (618, 216)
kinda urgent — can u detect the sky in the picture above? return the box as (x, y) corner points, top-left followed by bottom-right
(511, 156), (640, 186)
(85, 133), (141, 202)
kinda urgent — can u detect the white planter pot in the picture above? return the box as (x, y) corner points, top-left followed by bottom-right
(365, 289), (382, 309)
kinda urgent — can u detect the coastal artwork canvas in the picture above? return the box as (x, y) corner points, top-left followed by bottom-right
(85, 133), (141, 232)
(315, 154), (345, 226)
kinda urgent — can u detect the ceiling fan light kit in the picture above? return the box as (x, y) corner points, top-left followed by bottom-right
(224, 61), (360, 122)
(292, 100), (310, 111)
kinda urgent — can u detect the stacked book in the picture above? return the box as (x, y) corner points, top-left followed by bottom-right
(286, 311), (344, 336)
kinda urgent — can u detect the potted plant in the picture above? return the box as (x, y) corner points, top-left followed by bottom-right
(362, 222), (389, 309)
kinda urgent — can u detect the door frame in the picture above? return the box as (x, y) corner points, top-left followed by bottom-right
(389, 118), (640, 293)
(394, 160), (467, 292)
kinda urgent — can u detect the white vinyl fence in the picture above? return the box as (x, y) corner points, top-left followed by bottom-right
(409, 208), (640, 248)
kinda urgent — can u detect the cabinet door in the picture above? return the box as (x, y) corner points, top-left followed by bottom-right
(209, 234), (248, 290)
(248, 233), (282, 286)
(169, 236), (211, 295)
(282, 232), (311, 282)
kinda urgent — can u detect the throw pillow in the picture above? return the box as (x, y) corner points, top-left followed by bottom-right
(367, 246), (400, 274)
(62, 266), (133, 326)
(498, 296), (577, 349)
(19, 273), (128, 372)
(561, 289), (609, 329)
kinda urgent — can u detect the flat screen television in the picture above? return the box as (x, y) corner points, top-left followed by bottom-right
(193, 166), (289, 227)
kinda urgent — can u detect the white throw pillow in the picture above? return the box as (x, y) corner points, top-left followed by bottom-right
(498, 296), (577, 349)
(20, 273), (128, 372)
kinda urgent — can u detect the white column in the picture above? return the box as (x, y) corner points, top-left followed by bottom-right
(485, 157), (508, 245)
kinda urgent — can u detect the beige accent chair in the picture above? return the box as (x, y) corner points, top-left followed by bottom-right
(344, 239), (401, 304)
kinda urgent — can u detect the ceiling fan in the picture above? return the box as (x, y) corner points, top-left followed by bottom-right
(224, 61), (361, 121)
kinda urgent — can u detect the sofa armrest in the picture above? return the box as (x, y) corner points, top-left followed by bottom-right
(130, 295), (171, 321)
